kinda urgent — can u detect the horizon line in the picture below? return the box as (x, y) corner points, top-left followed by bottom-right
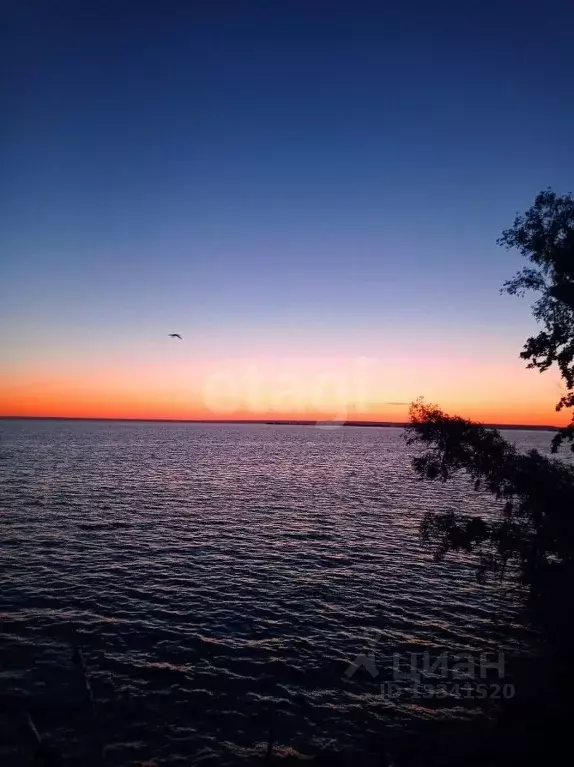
(0, 415), (560, 432)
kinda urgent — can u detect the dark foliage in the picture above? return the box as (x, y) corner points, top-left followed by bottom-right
(405, 191), (574, 640)
(406, 399), (574, 613)
(499, 189), (574, 450)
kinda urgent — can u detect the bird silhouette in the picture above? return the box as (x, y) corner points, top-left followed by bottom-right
(169, 333), (182, 340)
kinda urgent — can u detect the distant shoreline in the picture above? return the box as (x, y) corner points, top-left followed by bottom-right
(0, 416), (560, 432)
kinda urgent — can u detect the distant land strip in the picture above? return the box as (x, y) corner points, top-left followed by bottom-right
(0, 416), (560, 431)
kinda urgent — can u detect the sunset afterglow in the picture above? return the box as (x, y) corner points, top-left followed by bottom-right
(1, 352), (567, 425)
(2, 1), (572, 428)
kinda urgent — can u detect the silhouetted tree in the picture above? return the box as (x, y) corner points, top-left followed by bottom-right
(406, 189), (574, 637)
(407, 400), (574, 629)
(499, 189), (574, 451)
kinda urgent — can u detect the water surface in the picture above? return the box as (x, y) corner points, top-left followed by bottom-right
(0, 421), (552, 764)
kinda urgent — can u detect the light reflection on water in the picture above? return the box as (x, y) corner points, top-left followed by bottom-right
(0, 421), (558, 764)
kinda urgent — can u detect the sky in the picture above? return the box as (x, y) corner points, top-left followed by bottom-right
(1, 0), (573, 424)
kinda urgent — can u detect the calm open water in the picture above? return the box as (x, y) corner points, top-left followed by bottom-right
(0, 421), (555, 764)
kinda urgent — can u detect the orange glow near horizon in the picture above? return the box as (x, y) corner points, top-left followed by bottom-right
(0, 354), (569, 427)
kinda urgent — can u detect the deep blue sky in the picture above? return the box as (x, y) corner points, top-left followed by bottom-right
(1, 0), (573, 418)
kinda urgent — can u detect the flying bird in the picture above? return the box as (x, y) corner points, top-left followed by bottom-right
(169, 333), (182, 340)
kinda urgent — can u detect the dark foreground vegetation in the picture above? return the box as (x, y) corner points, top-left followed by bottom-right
(402, 189), (574, 765)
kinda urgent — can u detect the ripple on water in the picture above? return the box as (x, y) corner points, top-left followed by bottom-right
(0, 421), (547, 764)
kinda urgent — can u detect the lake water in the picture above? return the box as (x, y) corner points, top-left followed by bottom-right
(0, 421), (556, 764)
